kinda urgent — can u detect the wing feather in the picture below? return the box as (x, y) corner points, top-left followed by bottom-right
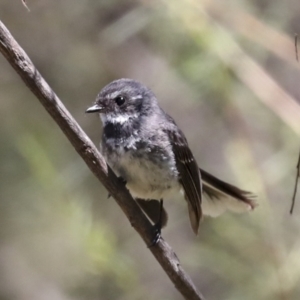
(167, 129), (202, 234)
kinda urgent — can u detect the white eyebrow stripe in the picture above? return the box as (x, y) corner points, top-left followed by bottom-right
(109, 91), (121, 99)
(108, 93), (143, 100)
(131, 95), (143, 100)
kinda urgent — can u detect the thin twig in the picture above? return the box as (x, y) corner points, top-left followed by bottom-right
(290, 34), (300, 214)
(21, 0), (30, 12)
(295, 33), (298, 62)
(0, 19), (205, 300)
(290, 151), (300, 214)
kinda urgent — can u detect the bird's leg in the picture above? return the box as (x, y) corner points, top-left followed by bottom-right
(107, 176), (127, 198)
(148, 199), (164, 247)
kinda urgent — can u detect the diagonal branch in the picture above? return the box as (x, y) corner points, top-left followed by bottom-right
(0, 20), (205, 300)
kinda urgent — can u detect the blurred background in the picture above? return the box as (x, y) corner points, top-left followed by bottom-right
(1, 0), (300, 299)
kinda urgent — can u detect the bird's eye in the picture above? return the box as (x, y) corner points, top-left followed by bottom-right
(115, 95), (126, 106)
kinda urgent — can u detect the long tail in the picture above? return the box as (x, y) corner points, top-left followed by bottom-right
(200, 168), (257, 217)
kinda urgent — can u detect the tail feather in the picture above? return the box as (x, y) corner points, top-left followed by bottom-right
(200, 168), (257, 217)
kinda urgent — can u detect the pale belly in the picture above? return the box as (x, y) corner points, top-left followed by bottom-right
(120, 153), (181, 199)
(104, 144), (181, 200)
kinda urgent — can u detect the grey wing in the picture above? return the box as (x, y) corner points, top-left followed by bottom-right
(167, 128), (202, 234)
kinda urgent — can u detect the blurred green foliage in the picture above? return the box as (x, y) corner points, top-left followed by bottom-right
(1, 0), (300, 299)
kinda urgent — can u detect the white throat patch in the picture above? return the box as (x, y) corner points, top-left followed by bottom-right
(100, 112), (138, 125)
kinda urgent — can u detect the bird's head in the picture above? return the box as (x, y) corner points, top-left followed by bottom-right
(86, 78), (156, 125)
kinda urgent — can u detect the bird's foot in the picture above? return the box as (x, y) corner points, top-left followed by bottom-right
(148, 199), (164, 247)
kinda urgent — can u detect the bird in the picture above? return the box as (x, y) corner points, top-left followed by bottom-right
(86, 78), (256, 243)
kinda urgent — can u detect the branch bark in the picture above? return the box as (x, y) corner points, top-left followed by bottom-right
(0, 20), (205, 300)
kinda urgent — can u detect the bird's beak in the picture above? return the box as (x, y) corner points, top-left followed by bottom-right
(85, 104), (103, 113)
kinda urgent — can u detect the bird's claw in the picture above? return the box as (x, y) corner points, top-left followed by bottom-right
(148, 223), (162, 247)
